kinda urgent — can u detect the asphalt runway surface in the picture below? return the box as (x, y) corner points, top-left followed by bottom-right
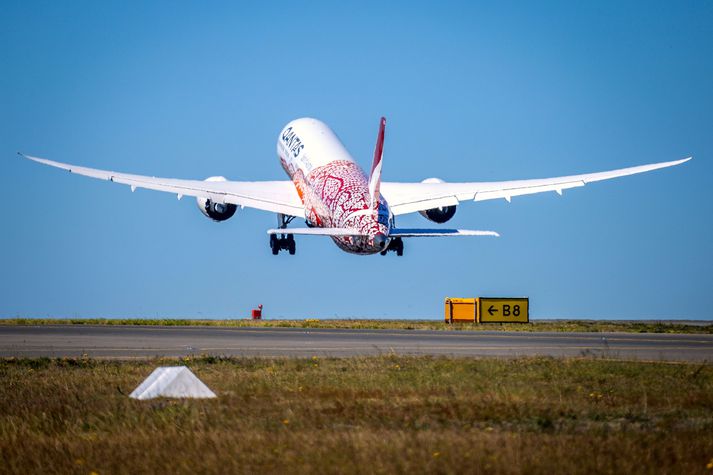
(1, 325), (712, 362)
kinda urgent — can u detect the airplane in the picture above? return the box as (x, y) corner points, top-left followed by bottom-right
(20, 117), (690, 256)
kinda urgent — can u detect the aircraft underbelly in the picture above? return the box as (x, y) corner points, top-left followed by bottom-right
(295, 160), (388, 254)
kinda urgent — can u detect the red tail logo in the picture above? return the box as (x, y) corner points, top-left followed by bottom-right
(368, 116), (386, 208)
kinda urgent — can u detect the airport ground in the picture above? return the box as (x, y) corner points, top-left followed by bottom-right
(3, 318), (713, 334)
(3, 323), (713, 362)
(2, 320), (712, 474)
(1, 355), (713, 474)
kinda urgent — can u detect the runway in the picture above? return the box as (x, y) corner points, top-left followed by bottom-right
(1, 325), (712, 361)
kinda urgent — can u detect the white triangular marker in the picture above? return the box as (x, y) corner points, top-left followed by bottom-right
(129, 366), (216, 400)
(130, 185), (136, 192)
(505, 196), (511, 203)
(556, 189), (563, 196)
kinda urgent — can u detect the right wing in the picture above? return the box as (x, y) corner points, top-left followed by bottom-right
(20, 153), (305, 218)
(382, 157), (691, 215)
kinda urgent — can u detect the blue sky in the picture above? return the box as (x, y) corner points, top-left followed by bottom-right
(2, 1), (711, 319)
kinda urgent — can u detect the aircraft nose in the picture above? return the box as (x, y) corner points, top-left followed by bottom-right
(373, 232), (389, 251)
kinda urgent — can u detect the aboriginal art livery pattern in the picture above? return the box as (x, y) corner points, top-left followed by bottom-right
(277, 118), (392, 255)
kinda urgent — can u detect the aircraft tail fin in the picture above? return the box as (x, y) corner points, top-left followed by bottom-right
(368, 116), (386, 208)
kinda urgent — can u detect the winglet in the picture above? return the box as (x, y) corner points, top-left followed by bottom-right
(368, 117), (386, 208)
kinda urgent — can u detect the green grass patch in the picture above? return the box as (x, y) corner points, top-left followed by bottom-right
(1, 317), (712, 334)
(1, 355), (712, 474)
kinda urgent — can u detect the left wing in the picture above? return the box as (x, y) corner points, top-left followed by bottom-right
(381, 157), (691, 216)
(20, 153), (305, 218)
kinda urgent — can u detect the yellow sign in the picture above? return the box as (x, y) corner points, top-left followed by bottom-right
(444, 298), (477, 322)
(478, 298), (529, 323)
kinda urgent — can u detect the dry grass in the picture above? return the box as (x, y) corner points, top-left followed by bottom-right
(1, 355), (712, 474)
(2, 318), (712, 334)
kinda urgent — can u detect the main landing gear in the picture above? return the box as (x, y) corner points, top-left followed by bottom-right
(270, 213), (296, 255)
(270, 234), (295, 255)
(380, 237), (404, 256)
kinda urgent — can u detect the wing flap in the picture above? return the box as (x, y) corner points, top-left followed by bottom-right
(473, 180), (585, 202)
(390, 195), (459, 215)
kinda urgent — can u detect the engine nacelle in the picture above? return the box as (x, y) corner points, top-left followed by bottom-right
(196, 176), (237, 222)
(418, 178), (457, 223)
(420, 205), (457, 223)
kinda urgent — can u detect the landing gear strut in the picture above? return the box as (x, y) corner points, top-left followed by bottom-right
(270, 214), (296, 255)
(380, 237), (404, 256)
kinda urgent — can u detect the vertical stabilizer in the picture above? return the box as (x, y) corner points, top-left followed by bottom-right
(368, 116), (386, 208)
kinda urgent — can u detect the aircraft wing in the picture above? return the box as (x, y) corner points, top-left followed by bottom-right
(381, 157), (691, 216)
(20, 153), (305, 218)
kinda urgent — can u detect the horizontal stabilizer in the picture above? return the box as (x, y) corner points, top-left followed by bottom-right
(389, 228), (500, 237)
(267, 227), (364, 237)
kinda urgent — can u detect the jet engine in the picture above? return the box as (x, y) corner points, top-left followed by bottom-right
(196, 176), (237, 222)
(418, 178), (457, 223)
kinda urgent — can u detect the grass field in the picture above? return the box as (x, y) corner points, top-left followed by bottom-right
(2, 318), (712, 334)
(2, 355), (712, 474)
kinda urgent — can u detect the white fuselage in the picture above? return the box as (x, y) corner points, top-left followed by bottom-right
(276, 118), (391, 254)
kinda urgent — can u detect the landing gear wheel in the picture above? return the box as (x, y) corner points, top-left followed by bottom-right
(381, 237), (404, 256)
(270, 213), (298, 255)
(269, 233), (297, 255)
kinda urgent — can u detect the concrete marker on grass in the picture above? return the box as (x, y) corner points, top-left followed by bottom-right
(129, 366), (216, 400)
